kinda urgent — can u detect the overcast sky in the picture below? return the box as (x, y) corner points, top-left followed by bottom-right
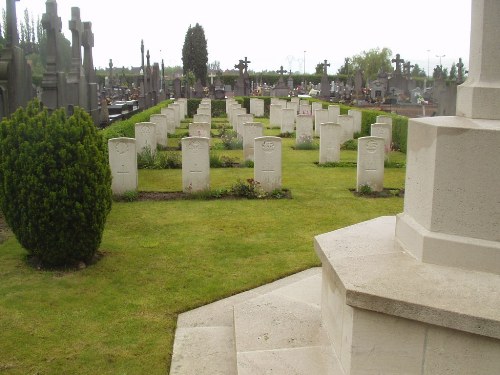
(14, 0), (471, 75)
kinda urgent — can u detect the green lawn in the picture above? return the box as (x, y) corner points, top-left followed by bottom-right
(0, 119), (406, 374)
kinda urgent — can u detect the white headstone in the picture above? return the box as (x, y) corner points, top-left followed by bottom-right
(348, 109), (362, 133)
(226, 98), (237, 114)
(269, 104), (283, 127)
(189, 122), (211, 138)
(177, 98), (187, 120)
(299, 104), (312, 115)
(161, 107), (177, 134)
(328, 105), (340, 124)
(243, 122), (264, 161)
(376, 115), (393, 149)
(254, 136), (282, 192)
(250, 98), (265, 117)
(231, 108), (246, 130)
(169, 103), (181, 128)
(197, 106), (211, 117)
(108, 137), (138, 195)
(296, 115), (314, 144)
(319, 122), (342, 163)
(314, 109), (329, 137)
(193, 113), (211, 126)
(181, 137), (210, 193)
(281, 108), (295, 134)
(312, 101), (323, 114)
(370, 122), (392, 154)
(229, 103), (242, 125)
(337, 114), (354, 143)
(135, 122), (157, 155)
(286, 100), (299, 115)
(356, 136), (384, 192)
(150, 114), (168, 147)
(237, 113), (254, 138)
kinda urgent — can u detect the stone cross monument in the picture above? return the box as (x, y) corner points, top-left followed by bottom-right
(315, 1), (500, 373)
(320, 59), (331, 99)
(67, 7), (86, 109)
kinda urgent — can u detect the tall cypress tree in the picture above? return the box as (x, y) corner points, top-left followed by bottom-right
(182, 23), (208, 86)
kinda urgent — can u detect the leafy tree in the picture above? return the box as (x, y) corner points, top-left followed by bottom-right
(411, 64), (427, 78)
(315, 62), (324, 75)
(449, 63), (457, 80)
(0, 100), (112, 267)
(337, 57), (353, 76)
(433, 65), (448, 79)
(350, 47), (392, 81)
(182, 23), (208, 86)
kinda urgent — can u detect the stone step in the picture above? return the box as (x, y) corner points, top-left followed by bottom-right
(233, 272), (344, 375)
(169, 268), (343, 375)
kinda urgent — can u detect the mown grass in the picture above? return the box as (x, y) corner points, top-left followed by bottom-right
(0, 116), (406, 374)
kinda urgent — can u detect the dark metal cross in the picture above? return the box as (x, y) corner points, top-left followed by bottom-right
(391, 54), (404, 74)
(276, 65), (288, 76)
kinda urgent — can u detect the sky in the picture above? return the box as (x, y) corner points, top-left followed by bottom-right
(13, 0), (471, 76)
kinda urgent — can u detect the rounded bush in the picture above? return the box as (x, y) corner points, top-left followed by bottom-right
(0, 100), (112, 267)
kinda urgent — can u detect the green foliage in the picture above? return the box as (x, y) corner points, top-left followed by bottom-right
(358, 184), (373, 195)
(294, 135), (318, 150)
(351, 47), (393, 81)
(182, 23), (208, 85)
(0, 101), (112, 267)
(216, 128), (242, 150)
(209, 152), (239, 168)
(137, 148), (181, 169)
(341, 139), (358, 150)
(117, 190), (139, 202)
(229, 178), (266, 199)
(99, 100), (172, 141)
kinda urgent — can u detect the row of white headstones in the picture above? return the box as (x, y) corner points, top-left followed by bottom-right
(108, 98), (393, 195)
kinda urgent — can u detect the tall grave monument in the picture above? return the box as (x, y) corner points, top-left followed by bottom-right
(319, 59), (331, 99)
(0, 0), (35, 119)
(272, 65), (289, 97)
(315, 1), (500, 373)
(41, 0), (66, 111)
(234, 57), (251, 96)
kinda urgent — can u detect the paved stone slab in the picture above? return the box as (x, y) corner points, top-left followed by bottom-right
(237, 346), (343, 375)
(170, 326), (236, 375)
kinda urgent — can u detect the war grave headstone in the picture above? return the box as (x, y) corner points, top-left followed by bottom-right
(229, 103), (243, 126)
(161, 107), (177, 134)
(337, 114), (354, 143)
(236, 113), (254, 139)
(254, 136), (282, 192)
(299, 99), (309, 106)
(286, 101), (299, 116)
(356, 136), (384, 192)
(348, 108), (362, 134)
(197, 106), (211, 117)
(226, 98), (237, 113)
(269, 104), (283, 127)
(311, 101), (322, 114)
(281, 108), (295, 134)
(299, 104), (312, 115)
(108, 137), (138, 195)
(328, 105), (340, 124)
(249, 98), (264, 117)
(177, 98), (188, 119)
(181, 137), (210, 193)
(193, 113), (211, 127)
(314, 109), (329, 137)
(135, 122), (157, 155)
(189, 122), (211, 138)
(243, 122), (264, 161)
(150, 114), (168, 147)
(295, 115), (313, 144)
(170, 103), (181, 128)
(231, 108), (246, 131)
(376, 115), (393, 150)
(370, 123), (392, 155)
(319, 122), (341, 163)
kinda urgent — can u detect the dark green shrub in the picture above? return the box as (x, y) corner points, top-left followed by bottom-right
(341, 139), (358, 150)
(0, 101), (112, 267)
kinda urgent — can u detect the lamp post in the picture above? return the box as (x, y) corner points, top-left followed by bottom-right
(303, 50), (306, 74)
(426, 49), (430, 79)
(436, 54), (445, 67)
